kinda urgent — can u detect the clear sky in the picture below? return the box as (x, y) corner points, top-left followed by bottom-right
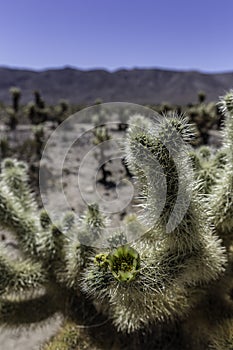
(0, 0), (233, 72)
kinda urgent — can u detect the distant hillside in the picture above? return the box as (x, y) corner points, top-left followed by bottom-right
(0, 66), (233, 105)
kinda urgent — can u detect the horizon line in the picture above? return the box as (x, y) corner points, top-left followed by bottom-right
(0, 64), (232, 75)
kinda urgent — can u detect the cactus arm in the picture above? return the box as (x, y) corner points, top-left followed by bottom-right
(210, 91), (233, 239)
(0, 253), (46, 296)
(0, 186), (39, 257)
(1, 158), (38, 213)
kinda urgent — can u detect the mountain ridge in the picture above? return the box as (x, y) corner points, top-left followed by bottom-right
(0, 66), (233, 105)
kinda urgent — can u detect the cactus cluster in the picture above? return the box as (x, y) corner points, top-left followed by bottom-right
(0, 91), (233, 349)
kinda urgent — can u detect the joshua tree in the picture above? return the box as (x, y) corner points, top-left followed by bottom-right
(27, 94), (48, 125)
(59, 99), (69, 114)
(5, 109), (18, 131)
(34, 90), (45, 109)
(26, 101), (36, 124)
(198, 90), (206, 104)
(33, 124), (45, 158)
(6, 87), (21, 130)
(0, 91), (233, 349)
(54, 99), (70, 124)
(9, 87), (21, 113)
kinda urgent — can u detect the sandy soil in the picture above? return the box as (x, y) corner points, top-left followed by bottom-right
(0, 319), (62, 350)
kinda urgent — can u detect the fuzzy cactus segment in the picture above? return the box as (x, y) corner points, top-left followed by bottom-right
(209, 90), (233, 241)
(125, 113), (195, 232)
(218, 89), (233, 115)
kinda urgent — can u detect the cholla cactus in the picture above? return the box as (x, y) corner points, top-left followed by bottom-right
(210, 319), (233, 350)
(92, 125), (111, 146)
(210, 90), (233, 243)
(0, 96), (232, 349)
(82, 112), (226, 334)
(92, 125), (111, 184)
(188, 146), (227, 194)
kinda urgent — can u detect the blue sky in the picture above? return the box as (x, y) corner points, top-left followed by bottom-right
(0, 0), (233, 72)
